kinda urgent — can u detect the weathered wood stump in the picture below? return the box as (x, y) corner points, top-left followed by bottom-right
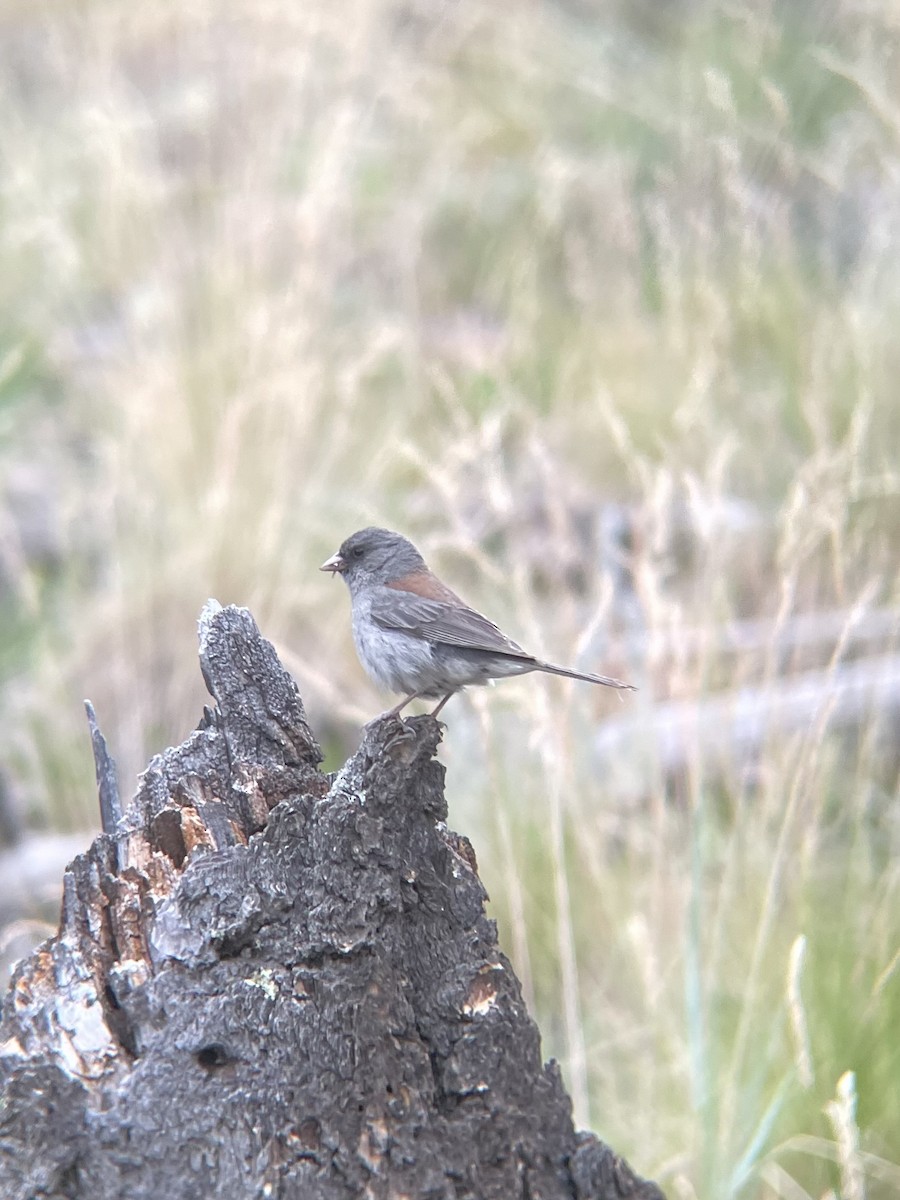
(0, 602), (664, 1200)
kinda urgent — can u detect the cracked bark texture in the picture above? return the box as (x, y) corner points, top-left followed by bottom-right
(0, 602), (665, 1200)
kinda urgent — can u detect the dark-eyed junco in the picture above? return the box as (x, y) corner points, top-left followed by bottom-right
(321, 527), (635, 718)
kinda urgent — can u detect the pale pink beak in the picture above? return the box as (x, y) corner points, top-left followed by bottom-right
(319, 552), (346, 574)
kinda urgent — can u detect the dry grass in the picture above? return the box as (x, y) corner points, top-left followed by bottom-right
(1, 0), (899, 1195)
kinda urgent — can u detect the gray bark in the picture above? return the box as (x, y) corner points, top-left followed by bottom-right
(0, 601), (664, 1200)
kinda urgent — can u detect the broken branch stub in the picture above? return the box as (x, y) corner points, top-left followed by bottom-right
(0, 601), (665, 1200)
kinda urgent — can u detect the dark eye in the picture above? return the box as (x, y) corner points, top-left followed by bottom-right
(351, 546), (365, 560)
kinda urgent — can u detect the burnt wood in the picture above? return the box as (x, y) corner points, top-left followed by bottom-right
(0, 602), (664, 1200)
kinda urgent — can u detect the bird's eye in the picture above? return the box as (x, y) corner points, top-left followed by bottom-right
(351, 546), (365, 560)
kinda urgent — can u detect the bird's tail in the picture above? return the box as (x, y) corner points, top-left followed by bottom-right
(536, 661), (636, 691)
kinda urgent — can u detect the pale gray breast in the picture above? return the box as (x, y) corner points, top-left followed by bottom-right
(351, 591), (434, 694)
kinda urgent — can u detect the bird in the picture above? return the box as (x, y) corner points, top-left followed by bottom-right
(320, 526), (635, 719)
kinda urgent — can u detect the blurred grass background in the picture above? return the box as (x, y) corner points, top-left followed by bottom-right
(1, 0), (899, 1196)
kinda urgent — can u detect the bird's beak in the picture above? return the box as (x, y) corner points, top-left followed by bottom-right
(320, 551), (346, 575)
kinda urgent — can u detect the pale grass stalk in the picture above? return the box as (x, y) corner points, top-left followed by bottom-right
(812, 48), (900, 135)
(671, 1172), (700, 1200)
(781, 1135), (900, 1191)
(825, 1072), (865, 1200)
(786, 935), (814, 1089)
(758, 1160), (815, 1200)
(870, 945), (900, 998)
(716, 738), (807, 1168)
(684, 773), (708, 1130)
(796, 581), (880, 869)
(709, 507), (863, 1163)
(727, 1076), (793, 1198)
(715, 649), (844, 1168)
(623, 910), (668, 1159)
(757, 571), (802, 831)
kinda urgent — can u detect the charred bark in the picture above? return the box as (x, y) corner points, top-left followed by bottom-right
(0, 602), (664, 1200)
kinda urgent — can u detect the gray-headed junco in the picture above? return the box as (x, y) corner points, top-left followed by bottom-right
(321, 527), (635, 718)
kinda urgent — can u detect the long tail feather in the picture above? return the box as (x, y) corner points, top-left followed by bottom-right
(536, 661), (636, 691)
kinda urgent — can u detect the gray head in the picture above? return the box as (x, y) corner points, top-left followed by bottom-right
(320, 527), (426, 591)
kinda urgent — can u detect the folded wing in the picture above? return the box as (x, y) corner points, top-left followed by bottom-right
(371, 588), (533, 660)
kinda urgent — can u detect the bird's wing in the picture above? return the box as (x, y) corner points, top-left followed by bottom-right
(370, 588), (533, 660)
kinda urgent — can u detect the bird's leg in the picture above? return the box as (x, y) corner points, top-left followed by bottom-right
(386, 691), (421, 718)
(429, 691), (456, 719)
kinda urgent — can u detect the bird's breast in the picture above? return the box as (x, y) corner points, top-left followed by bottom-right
(351, 601), (432, 694)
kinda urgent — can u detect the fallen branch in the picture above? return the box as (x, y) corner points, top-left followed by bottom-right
(594, 652), (900, 781)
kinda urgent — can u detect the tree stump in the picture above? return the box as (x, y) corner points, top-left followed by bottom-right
(0, 602), (665, 1200)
